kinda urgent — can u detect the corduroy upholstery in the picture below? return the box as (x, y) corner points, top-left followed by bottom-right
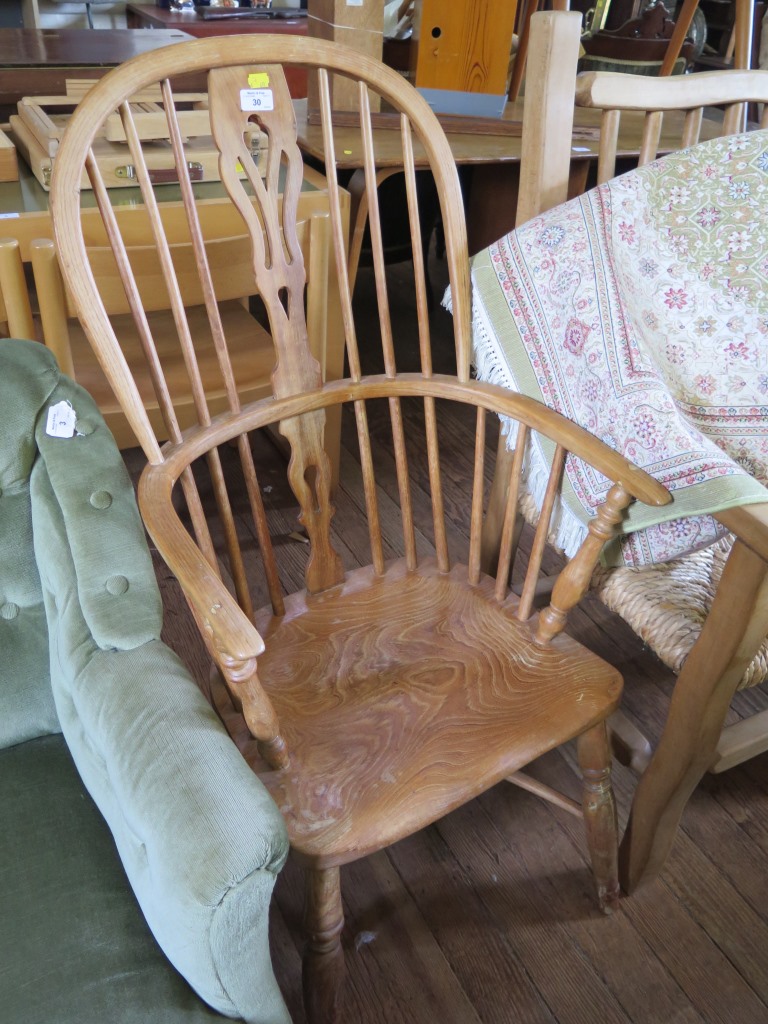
(0, 339), (291, 1024)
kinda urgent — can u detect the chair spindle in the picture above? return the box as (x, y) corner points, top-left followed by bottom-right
(517, 443), (566, 620)
(315, 96), (383, 568)
(160, 78), (242, 415)
(401, 116), (448, 567)
(358, 83), (417, 566)
(723, 100), (747, 137)
(86, 148), (184, 447)
(598, 109), (621, 183)
(359, 83), (396, 376)
(401, 117), (432, 377)
(639, 110), (664, 165)
(317, 69), (361, 381)
(468, 407), (487, 585)
(494, 426), (529, 602)
(681, 107), (704, 149)
(354, 399), (386, 574)
(119, 97), (213, 428)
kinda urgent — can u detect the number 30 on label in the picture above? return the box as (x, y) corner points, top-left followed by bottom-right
(240, 88), (274, 112)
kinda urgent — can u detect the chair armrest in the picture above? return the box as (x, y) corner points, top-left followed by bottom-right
(716, 503), (768, 563)
(138, 458), (286, 760)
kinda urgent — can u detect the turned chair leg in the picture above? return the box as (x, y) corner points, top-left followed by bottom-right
(303, 866), (345, 1024)
(578, 721), (620, 913)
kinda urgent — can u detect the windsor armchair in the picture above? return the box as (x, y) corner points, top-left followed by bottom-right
(49, 34), (669, 1022)
(480, 10), (768, 894)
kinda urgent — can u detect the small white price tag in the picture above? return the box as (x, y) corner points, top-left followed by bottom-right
(46, 400), (77, 439)
(239, 88), (274, 112)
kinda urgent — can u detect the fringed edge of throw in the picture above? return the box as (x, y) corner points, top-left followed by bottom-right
(443, 280), (591, 560)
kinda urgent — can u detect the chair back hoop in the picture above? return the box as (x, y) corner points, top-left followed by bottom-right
(576, 66), (768, 183)
(50, 35), (471, 451)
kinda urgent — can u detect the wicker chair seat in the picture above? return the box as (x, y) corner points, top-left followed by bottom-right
(592, 538), (768, 691)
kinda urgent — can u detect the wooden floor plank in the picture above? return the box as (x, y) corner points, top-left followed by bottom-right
(342, 852), (485, 1024)
(532, 751), (768, 1024)
(433, 796), (632, 1024)
(386, 826), (559, 1024)
(479, 777), (706, 1024)
(689, 770), (768, 912)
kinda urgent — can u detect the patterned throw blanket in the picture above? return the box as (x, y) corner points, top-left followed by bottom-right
(466, 130), (768, 567)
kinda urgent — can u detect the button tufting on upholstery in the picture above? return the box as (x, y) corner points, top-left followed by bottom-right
(77, 420), (95, 435)
(90, 490), (113, 510)
(0, 602), (19, 620)
(105, 575), (129, 596)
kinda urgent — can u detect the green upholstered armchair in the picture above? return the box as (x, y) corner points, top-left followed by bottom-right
(0, 339), (292, 1024)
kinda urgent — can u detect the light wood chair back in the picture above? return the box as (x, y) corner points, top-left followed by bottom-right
(49, 35), (670, 1021)
(576, 67), (768, 185)
(485, 10), (768, 898)
(31, 159), (340, 450)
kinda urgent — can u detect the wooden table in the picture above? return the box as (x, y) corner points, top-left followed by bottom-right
(0, 28), (200, 111)
(294, 97), (723, 256)
(125, 4), (308, 96)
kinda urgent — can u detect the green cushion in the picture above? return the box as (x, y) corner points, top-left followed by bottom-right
(33, 358), (162, 652)
(0, 489), (58, 748)
(0, 336), (162, 749)
(0, 735), (225, 1024)
(1, 339), (291, 1022)
(0, 341), (61, 748)
(0, 338), (58, 484)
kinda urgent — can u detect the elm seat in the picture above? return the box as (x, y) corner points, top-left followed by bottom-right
(0, 338), (291, 1024)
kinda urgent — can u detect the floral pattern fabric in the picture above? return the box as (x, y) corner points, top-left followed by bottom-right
(468, 130), (768, 566)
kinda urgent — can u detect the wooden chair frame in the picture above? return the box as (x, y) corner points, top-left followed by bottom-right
(49, 34), (670, 1021)
(484, 10), (768, 894)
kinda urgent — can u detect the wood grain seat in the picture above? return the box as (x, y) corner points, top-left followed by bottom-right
(240, 559), (623, 866)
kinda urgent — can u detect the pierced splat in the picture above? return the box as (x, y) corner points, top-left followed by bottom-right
(207, 64), (317, 395)
(208, 64), (343, 594)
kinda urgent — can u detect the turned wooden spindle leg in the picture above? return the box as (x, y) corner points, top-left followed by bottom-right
(303, 866), (345, 1024)
(578, 722), (620, 914)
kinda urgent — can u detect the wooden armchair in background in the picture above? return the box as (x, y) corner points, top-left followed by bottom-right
(29, 182), (346, 470)
(510, 0), (755, 103)
(48, 34), (669, 1023)
(483, 10), (768, 894)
